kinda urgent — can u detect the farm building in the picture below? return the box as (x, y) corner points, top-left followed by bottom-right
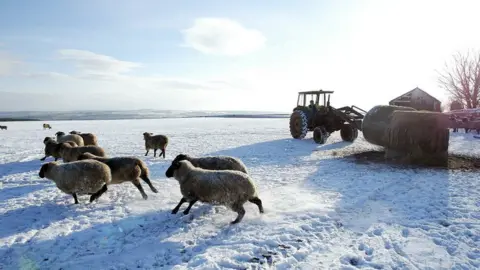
(389, 87), (441, 112)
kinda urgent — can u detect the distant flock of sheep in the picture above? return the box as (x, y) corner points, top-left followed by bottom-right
(37, 126), (263, 225)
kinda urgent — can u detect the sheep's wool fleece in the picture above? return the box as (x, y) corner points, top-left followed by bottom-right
(189, 156), (248, 173)
(175, 161), (257, 206)
(47, 160), (110, 195)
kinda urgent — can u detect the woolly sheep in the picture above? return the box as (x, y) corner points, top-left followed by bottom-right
(56, 131), (84, 146)
(43, 123), (52, 130)
(143, 132), (168, 158)
(40, 137), (78, 161)
(172, 153), (248, 174)
(38, 160), (111, 204)
(77, 152), (158, 200)
(69, 130), (98, 146)
(0, 125), (7, 130)
(58, 142), (106, 162)
(165, 159), (264, 224)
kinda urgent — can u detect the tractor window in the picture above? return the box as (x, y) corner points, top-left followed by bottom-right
(298, 94), (305, 106)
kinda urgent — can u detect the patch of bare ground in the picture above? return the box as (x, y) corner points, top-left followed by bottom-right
(343, 150), (480, 171)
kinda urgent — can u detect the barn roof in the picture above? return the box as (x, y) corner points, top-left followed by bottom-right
(389, 87), (441, 104)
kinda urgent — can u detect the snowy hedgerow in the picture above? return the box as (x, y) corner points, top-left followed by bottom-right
(77, 152), (158, 200)
(165, 159), (264, 224)
(38, 160), (111, 204)
(171, 153), (249, 174)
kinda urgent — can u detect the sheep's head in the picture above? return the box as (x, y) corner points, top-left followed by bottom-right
(43, 137), (55, 144)
(165, 160), (182, 178)
(39, 162), (54, 178)
(172, 154), (189, 163)
(143, 132), (154, 140)
(55, 131), (65, 137)
(69, 130), (80, 134)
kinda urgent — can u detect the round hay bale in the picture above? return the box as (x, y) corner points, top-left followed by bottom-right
(384, 110), (450, 166)
(362, 105), (417, 147)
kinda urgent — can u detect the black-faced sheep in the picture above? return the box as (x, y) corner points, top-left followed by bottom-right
(38, 160), (111, 204)
(143, 132), (168, 158)
(77, 152), (158, 200)
(172, 153), (248, 174)
(56, 131), (84, 146)
(40, 137), (78, 161)
(57, 142), (106, 162)
(165, 159), (264, 224)
(69, 131), (98, 146)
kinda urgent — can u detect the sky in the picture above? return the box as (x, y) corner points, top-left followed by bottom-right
(1, 0), (480, 112)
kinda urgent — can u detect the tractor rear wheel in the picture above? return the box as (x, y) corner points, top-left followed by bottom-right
(313, 126), (327, 144)
(289, 110), (308, 139)
(340, 123), (358, 142)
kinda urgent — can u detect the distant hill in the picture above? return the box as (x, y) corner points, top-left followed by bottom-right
(0, 110), (289, 121)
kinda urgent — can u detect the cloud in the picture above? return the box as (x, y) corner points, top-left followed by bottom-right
(58, 49), (142, 75)
(0, 50), (22, 76)
(182, 18), (266, 56)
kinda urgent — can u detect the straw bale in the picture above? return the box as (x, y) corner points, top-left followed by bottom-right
(362, 105), (416, 147)
(384, 110), (450, 166)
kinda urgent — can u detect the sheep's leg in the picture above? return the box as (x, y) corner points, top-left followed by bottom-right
(145, 149), (149, 156)
(132, 179), (148, 200)
(160, 148), (166, 159)
(153, 149), (157, 157)
(89, 184), (108, 203)
(248, 197), (264, 213)
(183, 199), (198, 215)
(72, 193), (79, 204)
(140, 175), (158, 193)
(230, 203), (246, 224)
(172, 198), (187, 214)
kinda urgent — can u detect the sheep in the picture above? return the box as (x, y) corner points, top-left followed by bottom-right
(0, 125), (7, 130)
(172, 153), (249, 174)
(77, 152), (158, 200)
(143, 132), (168, 158)
(43, 123), (52, 130)
(56, 131), (84, 146)
(40, 137), (78, 161)
(38, 159), (111, 204)
(69, 130), (99, 146)
(57, 142), (106, 162)
(165, 159), (264, 224)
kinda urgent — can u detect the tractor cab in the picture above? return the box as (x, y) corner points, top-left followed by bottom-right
(295, 90), (333, 113)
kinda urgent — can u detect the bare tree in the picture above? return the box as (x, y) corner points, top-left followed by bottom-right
(438, 49), (480, 109)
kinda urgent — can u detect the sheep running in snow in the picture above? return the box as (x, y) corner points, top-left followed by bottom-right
(57, 142), (106, 162)
(165, 159), (264, 224)
(56, 131), (84, 147)
(38, 159), (111, 204)
(77, 152), (158, 200)
(69, 130), (98, 146)
(172, 153), (249, 174)
(41, 137), (78, 161)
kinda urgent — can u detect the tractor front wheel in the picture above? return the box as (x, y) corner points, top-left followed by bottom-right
(340, 123), (358, 142)
(313, 126), (327, 144)
(290, 110), (308, 139)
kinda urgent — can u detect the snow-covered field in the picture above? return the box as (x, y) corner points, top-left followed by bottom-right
(0, 118), (479, 270)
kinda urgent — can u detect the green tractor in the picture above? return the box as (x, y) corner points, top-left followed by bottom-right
(289, 90), (366, 144)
